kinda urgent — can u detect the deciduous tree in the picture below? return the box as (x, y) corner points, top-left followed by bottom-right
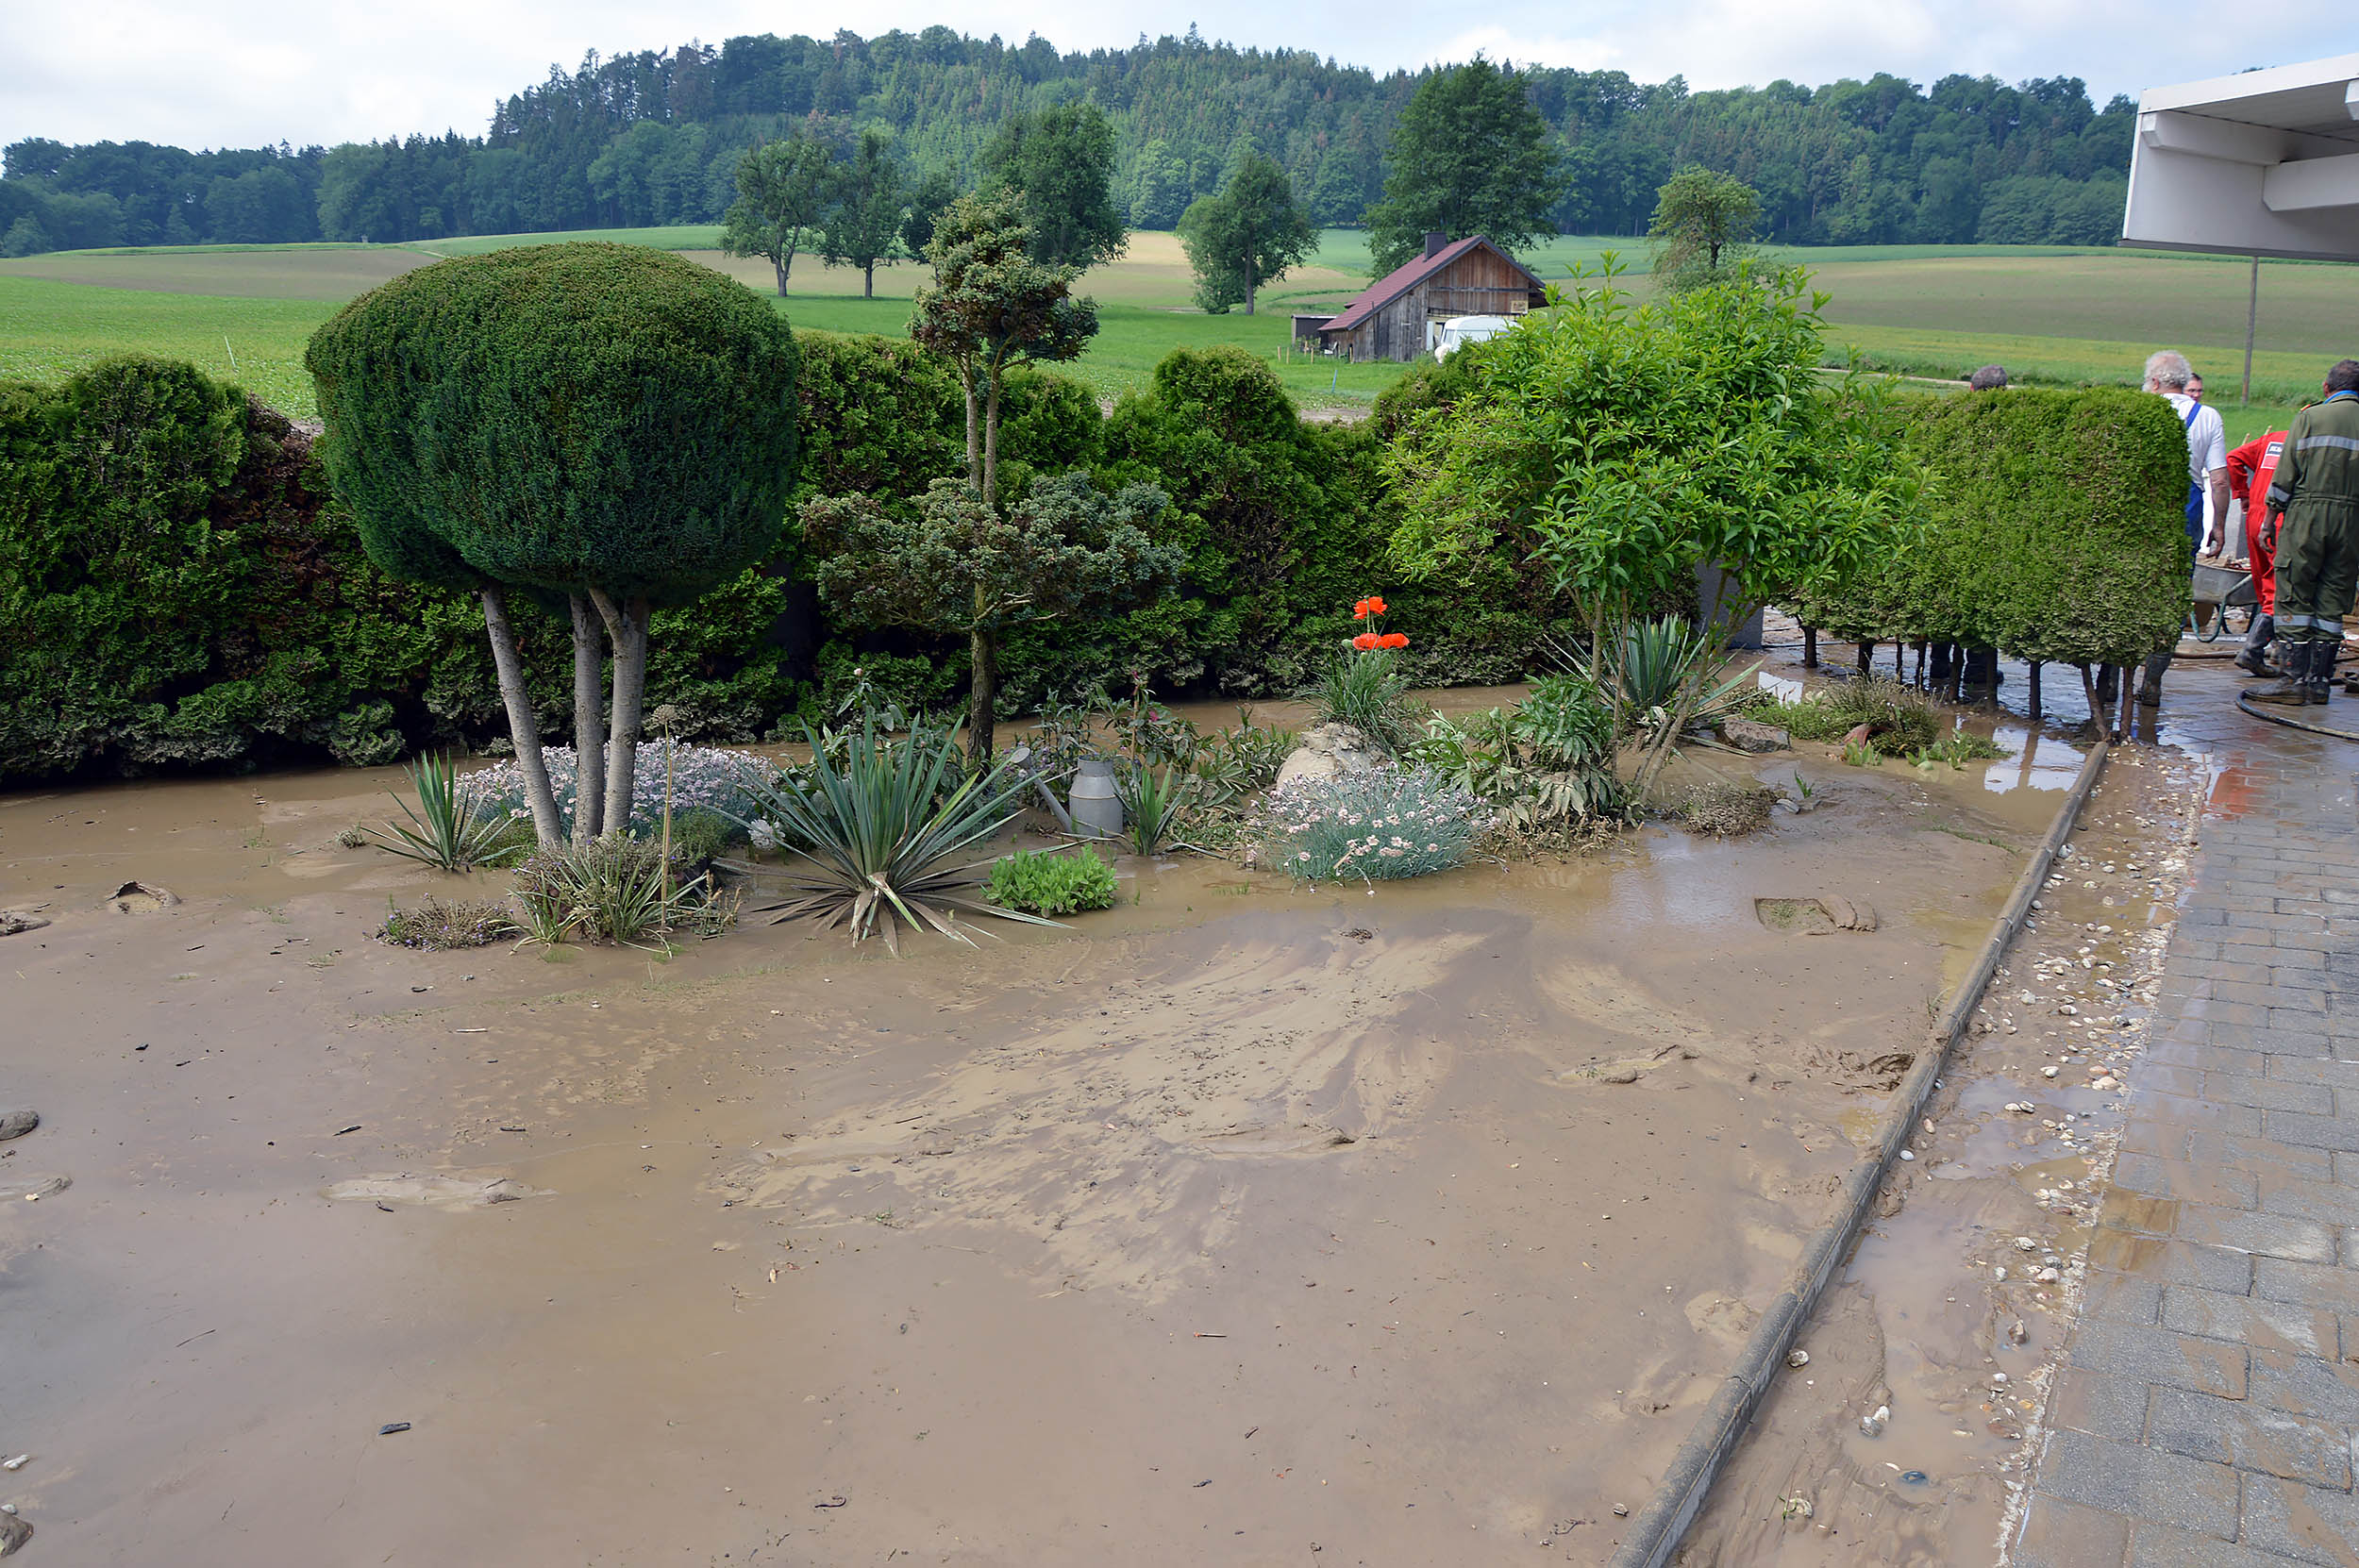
(1648, 166), (1761, 291)
(1177, 152), (1314, 315)
(721, 129), (836, 295)
(822, 128), (906, 298)
(979, 102), (1127, 270)
(1364, 58), (1567, 275)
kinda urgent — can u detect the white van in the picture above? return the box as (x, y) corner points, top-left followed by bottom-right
(1430, 314), (1514, 359)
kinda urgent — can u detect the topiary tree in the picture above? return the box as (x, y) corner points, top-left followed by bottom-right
(802, 473), (1180, 767)
(910, 192), (1097, 509)
(306, 242), (799, 845)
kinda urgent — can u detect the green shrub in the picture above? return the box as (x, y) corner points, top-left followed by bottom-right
(1788, 387), (2188, 666)
(665, 807), (743, 870)
(1250, 766), (1492, 881)
(1669, 781), (1776, 837)
(987, 847), (1119, 915)
(511, 837), (732, 951)
(1310, 646), (1428, 755)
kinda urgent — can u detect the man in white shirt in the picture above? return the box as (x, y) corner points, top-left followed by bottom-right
(2134, 350), (2228, 706)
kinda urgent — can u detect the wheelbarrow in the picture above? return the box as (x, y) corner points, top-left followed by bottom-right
(2189, 560), (2260, 642)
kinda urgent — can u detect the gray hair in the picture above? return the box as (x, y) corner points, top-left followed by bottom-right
(2144, 350), (2192, 390)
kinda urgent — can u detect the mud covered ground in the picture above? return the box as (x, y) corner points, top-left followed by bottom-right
(0, 699), (2070, 1567)
(1679, 654), (2218, 1567)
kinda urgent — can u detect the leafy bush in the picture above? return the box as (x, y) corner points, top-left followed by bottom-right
(987, 847), (1119, 915)
(722, 711), (1046, 949)
(1410, 674), (1625, 829)
(1786, 387), (2188, 668)
(377, 895), (519, 950)
(665, 807), (743, 871)
(1249, 766), (1492, 882)
(1747, 677), (1943, 756)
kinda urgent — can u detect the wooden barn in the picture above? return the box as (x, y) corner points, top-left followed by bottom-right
(1316, 234), (1547, 362)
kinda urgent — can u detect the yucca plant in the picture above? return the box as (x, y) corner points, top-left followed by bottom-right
(1310, 646), (1426, 755)
(366, 752), (528, 873)
(510, 838), (733, 954)
(1113, 763), (1192, 856)
(721, 711), (1049, 952)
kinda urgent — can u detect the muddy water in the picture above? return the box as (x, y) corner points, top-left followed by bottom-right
(1, 726), (2052, 1566)
(1677, 644), (2212, 1568)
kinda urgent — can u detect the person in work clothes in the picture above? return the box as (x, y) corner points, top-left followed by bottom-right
(2135, 351), (2228, 705)
(2227, 427), (2289, 676)
(2252, 359), (2359, 706)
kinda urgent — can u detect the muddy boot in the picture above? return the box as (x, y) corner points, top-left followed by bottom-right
(2250, 642), (2312, 705)
(2238, 612), (2278, 676)
(2311, 643), (2338, 705)
(2134, 650), (2168, 707)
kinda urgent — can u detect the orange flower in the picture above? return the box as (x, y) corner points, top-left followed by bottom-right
(1365, 594), (1388, 616)
(1380, 631), (1409, 649)
(1352, 598), (1371, 620)
(1352, 632), (1380, 651)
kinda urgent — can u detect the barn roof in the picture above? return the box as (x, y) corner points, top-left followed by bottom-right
(1317, 236), (1543, 336)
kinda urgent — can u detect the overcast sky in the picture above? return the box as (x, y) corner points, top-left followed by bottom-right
(5, 0), (2356, 154)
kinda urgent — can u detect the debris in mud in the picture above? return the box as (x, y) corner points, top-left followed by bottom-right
(0, 1109), (38, 1142)
(377, 1423), (410, 1436)
(1859, 1404), (1888, 1437)
(1786, 1348), (1810, 1368)
(0, 1176), (67, 1201)
(0, 911), (47, 938)
(0, 1458), (25, 1473)
(0, 1510), (26, 1558)
(1718, 718), (1792, 753)
(324, 1175), (544, 1209)
(1752, 894), (1878, 934)
(105, 881), (177, 914)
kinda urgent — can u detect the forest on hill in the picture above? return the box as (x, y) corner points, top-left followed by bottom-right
(0, 26), (2135, 259)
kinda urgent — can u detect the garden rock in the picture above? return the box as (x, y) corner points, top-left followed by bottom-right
(0, 911), (45, 938)
(1274, 723), (1380, 789)
(1719, 718), (1791, 753)
(106, 881), (176, 914)
(0, 1510), (26, 1557)
(0, 1109), (37, 1142)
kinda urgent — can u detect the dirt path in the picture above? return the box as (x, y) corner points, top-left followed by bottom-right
(0, 726), (2053, 1565)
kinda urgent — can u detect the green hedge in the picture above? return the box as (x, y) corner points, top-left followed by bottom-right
(1789, 387), (2190, 667)
(0, 344), (1585, 786)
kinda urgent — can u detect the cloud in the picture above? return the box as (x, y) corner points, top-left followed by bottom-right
(3, 0), (2355, 154)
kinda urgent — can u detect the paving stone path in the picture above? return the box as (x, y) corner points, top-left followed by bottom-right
(2017, 665), (2359, 1566)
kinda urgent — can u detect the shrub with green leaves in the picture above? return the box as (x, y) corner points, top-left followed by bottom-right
(987, 847), (1119, 915)
(1310, 647), (1428, 756)
(377, 895), (519, 950)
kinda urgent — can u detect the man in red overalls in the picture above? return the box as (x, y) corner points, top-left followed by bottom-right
(2227, 427), (2288, 676)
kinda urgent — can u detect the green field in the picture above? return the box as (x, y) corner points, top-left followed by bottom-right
(4, 225), (2356, 435)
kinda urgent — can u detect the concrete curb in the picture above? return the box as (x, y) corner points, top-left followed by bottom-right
(2235, 692), (2359, 743)
(1607, 737), (2111, 1568)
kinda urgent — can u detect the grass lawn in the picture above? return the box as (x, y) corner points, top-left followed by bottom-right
(6, 225), (2356, 427)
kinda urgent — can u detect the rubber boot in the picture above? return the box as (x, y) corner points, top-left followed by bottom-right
(2236, 612), (2280, 676)
(2311, 642), (2337, 705)
(2250, 641), (2311, 706)
(2135, 649), (2168, 707)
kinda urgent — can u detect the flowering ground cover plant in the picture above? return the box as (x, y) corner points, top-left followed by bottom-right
(1248, 765), (1492, 882)
(460, 742), (771, 836)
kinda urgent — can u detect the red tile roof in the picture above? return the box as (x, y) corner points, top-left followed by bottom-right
(1318, 236), (1539, 337)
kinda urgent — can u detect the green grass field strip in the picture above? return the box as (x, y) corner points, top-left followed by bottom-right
(0, 275), (331, 417)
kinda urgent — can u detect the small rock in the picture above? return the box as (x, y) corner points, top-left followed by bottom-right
(1991, 1371), (2009, 1386)
(2008, 1319), (2029, 1345)
(1598, 1066), (1641, 1085)
(2041, 1066), (2059, 1078)
(0, 1458), (24, 1473)
(1860, 1405), (1888, 1437)
(2093, 1076), (2118, 1091)
(2035, 1267), (2061, 1284)
(1899, 1150), (1915, 1161)
(0, 1109), (37, 1142)
(1787, 1348), (1811, 1368)
(1274, 723), (1380, 788)
(0, 1511), (26, 1557)
(1612, 1505), (1629, 1518)
(0, 912), (48, 939)
(2014, 1236), (2038, 1252)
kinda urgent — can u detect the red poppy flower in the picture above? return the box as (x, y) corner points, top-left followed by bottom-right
(1380, 631), (1409, 649)
(1352, 632), (1380, 651)
(1352, 598), (1372, 620)
(1365, 594), (1388, 616)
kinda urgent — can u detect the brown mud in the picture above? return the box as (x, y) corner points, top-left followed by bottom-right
(1677, 644), (2212, 1568)
(1, 693), (2061, 1566)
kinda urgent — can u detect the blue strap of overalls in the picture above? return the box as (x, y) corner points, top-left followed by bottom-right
(2183, 401), (2205, 542)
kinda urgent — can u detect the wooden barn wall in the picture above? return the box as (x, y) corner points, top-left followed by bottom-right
(1331, 247), (1548, 361)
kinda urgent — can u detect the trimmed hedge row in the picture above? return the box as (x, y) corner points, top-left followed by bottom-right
(0, 343), (1578, 785)
(1788, 387), (2191, 668)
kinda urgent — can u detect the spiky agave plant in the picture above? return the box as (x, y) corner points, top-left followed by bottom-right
(723, 711), (1051, 952)
(366, 752), (528, 873)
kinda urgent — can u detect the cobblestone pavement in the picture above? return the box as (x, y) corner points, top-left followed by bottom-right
(2016, 659), (2359, 1566)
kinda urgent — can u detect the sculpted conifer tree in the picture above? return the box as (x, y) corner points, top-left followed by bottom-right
(306, 243), (799, 843)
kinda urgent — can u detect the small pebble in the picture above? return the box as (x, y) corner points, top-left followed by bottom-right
(1787, 1349), (1810, 1368)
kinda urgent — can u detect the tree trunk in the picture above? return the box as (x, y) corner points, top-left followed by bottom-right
(2078, 663), (2105, 739)
(481, 587), (561, 848)
(1245, 273), (1256, 316)
(592, 589), (651, 838)
(1855, 640), (1873, 676)
(968, 621), (997, 771)
(863, 260), (875, 298)
(982, 373), (1002, 509)
(1802, 626), (1818, 668)
(962, 375), (982, 493)
(2027, 660), (2043, 720)
(570, 592), (606, 844)
(773, 259), (787, 297)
